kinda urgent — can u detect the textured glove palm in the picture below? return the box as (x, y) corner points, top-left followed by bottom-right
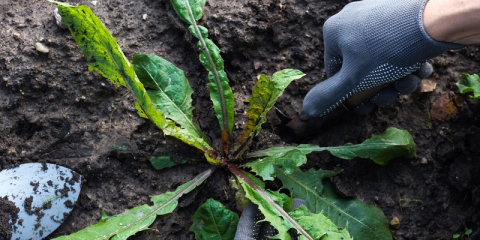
(302, 0), (463, 117)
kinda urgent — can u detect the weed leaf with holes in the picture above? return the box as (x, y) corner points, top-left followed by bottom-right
(231, 168), (297, 240)
(55, 4), (215, 156)
(230, 167), (350, 240)
(233, 69), (305, 158)
(170, 0), (206, 25)
(327, 127), (416, 164)
(276, 168), (391, 240)
(246, 127), (415, 177)
(132, 54), (209, 142)
(289, 205), (352, 240)
(458, 73), (480, 99)
(243, 144), (316, 181)
(53, 169), (213, 240)
(189, 199), (239, 240)
(171, 0), (235, 154)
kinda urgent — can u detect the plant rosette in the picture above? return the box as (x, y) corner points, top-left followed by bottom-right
(49, 0), (417, 239)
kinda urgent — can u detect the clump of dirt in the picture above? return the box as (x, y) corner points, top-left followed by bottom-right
(1, 0), (480, 239)
(0, 197), (19, 240)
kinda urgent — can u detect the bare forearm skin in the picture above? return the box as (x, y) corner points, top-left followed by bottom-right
(424, 0), (480, 45)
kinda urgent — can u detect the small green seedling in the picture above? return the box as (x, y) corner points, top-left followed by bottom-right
(458, 73), (480, 98)
(43, 195), (62, 205)
(453, 228), (473, 239)
(111, 145), (128, 151)
(149, 155), (181, 170)
(50, 0), (417, 239)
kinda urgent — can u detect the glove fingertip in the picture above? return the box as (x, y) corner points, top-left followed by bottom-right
(414, 62), (433, 79)
(395, 74), (421, 95)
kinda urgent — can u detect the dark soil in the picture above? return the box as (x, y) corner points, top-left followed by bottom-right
(0, 197), (19, 240)
(1, 0), (479, 239)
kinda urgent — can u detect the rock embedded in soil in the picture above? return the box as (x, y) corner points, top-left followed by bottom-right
(35, 42), (49, 54)
(389, 217), (401, 229)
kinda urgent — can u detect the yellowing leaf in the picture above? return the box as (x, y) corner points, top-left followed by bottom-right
(233, 69), (305, 158)
(57, 5), (129, 87)
(56, 5), (214, 154)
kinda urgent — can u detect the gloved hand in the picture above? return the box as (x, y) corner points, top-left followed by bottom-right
(234, 199), (306, 240)
(302, 0), (464, 118)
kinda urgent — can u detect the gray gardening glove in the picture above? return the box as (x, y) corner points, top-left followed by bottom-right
(302, 0), (464, 117)
(234, 199), (306, 240)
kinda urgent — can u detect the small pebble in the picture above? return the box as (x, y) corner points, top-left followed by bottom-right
(92, 1), (97, 5)
(420, 157), (428, 164)
(35, 42), (49, 53)
(7, 147), (17, 156)
(13, 32), (21, 40)
(390, 217), (401, 229)
(142, 14), (148, 20)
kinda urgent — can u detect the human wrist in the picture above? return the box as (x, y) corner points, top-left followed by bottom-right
(423, 0), (480, 45)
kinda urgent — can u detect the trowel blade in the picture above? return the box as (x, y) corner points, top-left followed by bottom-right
(0, 163), (82, 240)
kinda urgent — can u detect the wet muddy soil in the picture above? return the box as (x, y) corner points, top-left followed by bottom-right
(1, 0), (480, 239)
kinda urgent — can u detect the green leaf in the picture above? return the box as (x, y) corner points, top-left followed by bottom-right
(133, 54), (209, 142)
(247, 127), (416, 165)
(170, 0), (206, 25)
(170, 0), (234, 149)
(150, 155), (176, 170)
(55, 4), (215, 156)
(198, 38), (235, 136)
(53, 169), (213, 240)
(277, 168), (392, 240)
(233, 170), (295, 240)
(234, 70), (305, 157)
(327, 127), (416, 165)
(243, 145), (316, 181)
(189, 199), (239, 240)
(289, 205), (352, 240)
(232, 167), (323, 240)
(458, 73), (480, 99)
(188, 25), (208, 39)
